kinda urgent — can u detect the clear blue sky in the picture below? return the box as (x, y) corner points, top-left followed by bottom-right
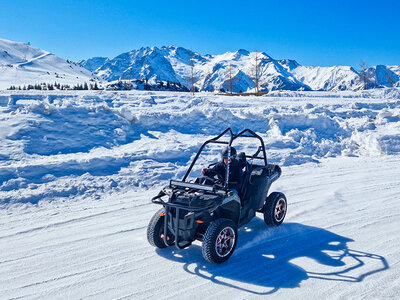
(1, 0), (399, 68)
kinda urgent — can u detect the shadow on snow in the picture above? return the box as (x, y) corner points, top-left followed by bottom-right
(156, 221), (388, 295)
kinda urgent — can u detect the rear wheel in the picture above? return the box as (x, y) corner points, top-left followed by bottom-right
(263, 192), (287, 226)
(202, 218), (238, 264)
(147, 208), (174, 248)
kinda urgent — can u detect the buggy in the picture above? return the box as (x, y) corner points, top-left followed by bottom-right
(147, 128), (287, 263)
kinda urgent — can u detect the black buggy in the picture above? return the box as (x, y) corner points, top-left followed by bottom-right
(147, 128), (287, 263)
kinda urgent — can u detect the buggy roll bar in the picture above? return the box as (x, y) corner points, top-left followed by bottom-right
(182, 128), (268, 187)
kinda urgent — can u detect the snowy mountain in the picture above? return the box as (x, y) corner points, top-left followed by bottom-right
(290, 65), (360, 91)
(1, 37), (398, 92)
(95, 46), (187, 84)
(77, 56), (109, 72)
(79, 46), (400, 92)
(365, 65), (400, 88)
(0, 38), (100, 90)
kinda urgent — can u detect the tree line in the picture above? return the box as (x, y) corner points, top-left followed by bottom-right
(8, 82), (100, 91)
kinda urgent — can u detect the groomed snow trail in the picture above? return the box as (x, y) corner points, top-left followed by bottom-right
(1, 155), (399, 299)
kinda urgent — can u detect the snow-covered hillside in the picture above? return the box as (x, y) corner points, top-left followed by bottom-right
(79, 46), (400, 92)
(1, 89), (400, 298)
(291, 65), (360, 91)
(77, 57), (109, 73)
(365, 65), (400, 88)
(1, 37), (398, 93)
(0, 38), (101, 90)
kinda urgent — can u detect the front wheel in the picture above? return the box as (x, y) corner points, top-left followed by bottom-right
(263, 192), (287, 226)
(202, 218), (238, 264)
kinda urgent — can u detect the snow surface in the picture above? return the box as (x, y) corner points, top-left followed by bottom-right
(0, 89), (400, 299)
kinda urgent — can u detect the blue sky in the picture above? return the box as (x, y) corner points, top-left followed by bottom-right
(1, 0), (399, 68)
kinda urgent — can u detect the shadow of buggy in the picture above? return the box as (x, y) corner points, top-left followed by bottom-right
(157, 221), (388, 295)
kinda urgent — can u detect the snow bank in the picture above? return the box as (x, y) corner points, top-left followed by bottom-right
(0, 90), (399, 205)
(267, 87), (400, 100)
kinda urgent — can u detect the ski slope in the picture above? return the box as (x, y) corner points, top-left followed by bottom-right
(0, 38), (100, 90)
(0, 89), (400, 299)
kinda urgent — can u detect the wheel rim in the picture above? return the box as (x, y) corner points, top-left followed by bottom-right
(215, 227), (236, 257)
(274, 198), (287, 222)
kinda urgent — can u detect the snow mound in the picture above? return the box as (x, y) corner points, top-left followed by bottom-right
(0, 90), (400, 205)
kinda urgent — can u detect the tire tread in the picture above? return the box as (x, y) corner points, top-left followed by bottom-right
(263, 192), (287, 227)
(147, 208), (168, 248)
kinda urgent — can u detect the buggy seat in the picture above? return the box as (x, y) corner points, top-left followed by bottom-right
(237, 152), (252, 202)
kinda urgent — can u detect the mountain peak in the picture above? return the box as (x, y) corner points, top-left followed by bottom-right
(236, 49), (249, 56)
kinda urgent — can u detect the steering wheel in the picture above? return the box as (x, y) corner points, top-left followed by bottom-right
(214, 171), (224, 185)
(196, 176), (215, 185)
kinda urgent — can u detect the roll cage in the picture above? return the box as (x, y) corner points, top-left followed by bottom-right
(182, 128), (268, 188)
(151, 128), (271, 248)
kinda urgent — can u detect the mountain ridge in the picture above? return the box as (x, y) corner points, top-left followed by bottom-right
(80, 45), (400, 92)
(1, 38), (399, 91)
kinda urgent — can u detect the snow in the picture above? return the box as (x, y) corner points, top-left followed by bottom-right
(0, 38), (101, 90)
(77, 57), (109, 73)
(0, 89), (400, 298)
(291, 65), (360, 91)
